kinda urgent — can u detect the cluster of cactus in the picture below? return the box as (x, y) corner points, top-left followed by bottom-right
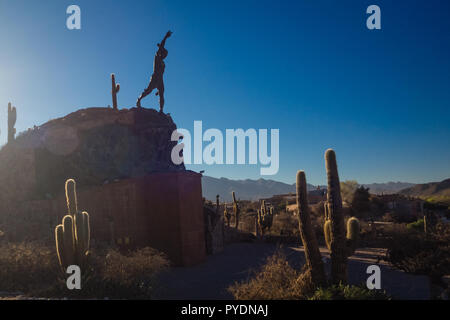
(55, 179), (90, 271)
(7, 102), (17, 143)
(257, 200), (274, 236)
(296, 149), (360, 286)
(232, 191), (240, 229)
(111, 73), (120, 110)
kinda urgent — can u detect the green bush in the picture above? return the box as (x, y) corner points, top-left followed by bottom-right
(309, 283), (390, 300)
(385, 223), (450, 283)
(406, 219), (425, 232)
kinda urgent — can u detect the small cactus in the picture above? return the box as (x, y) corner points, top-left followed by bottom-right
(232, 191), (240, 229)
(216, 195), (220, 216)
(7, 102), (17, 143)
(346, 217), (360, 255)
(55, 179), (90, 271)
(224, 203), (231, 227)
(257, 200), (274, 236)
(111, 73), (120, 110)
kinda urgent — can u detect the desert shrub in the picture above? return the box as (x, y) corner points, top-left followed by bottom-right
(406, 219), (425, 232)
(385, 223), (450, 283)
(229, 252), (390, 300)
(309, 283), (389, 300)
(0, 242), (59, 293)
(228, 252), (314, 300)
(269, 212), (299, 237)
(0, 241), (169, 299)
(239, 212), (257, 233)
(384, 207), (417, 223)
(99, 247), (169, 297)
(50, 246), (170, 299)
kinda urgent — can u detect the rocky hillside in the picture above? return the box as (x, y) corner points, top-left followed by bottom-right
(399, 178), (450, 199)
(0, 107), (184, 203)
(361, 182), (415, 194)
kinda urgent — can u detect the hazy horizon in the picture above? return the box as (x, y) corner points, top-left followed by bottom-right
(201, 173), (434, 186)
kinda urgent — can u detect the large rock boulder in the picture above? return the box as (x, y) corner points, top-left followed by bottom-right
(0, 107), (184, 203)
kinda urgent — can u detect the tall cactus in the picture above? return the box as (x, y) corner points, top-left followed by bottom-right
(232, 191), (240, 229)
(111, 73), (120, 110)
(7, 102), (16, 143)
(55, 179), (90, 271)
(325, 148), (348, 284)
(296, 170), (327, 286)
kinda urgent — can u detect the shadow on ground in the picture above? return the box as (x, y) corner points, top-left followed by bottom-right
(154, 243), (430, 300)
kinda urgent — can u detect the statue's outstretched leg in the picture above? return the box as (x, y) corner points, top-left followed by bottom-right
(136, 83), (154, 108)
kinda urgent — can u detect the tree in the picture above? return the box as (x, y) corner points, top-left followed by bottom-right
(340, 180), (358, 204)
(351, 186), (371, 218)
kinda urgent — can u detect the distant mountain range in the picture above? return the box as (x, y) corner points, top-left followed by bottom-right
(201, 176), (417, 201)
(201, 176), (309, 202)
(399, 178), (450, 199)
(361, 182), (416, 195)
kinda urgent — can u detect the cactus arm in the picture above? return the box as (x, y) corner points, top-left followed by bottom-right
(345, 217), (360, 256)
(83, 211), (90, 251)
(65, 179), (78, 216)
(324, 220), (332, 251)
(62, 215), (75, 267)
(55, 224), (66, 270)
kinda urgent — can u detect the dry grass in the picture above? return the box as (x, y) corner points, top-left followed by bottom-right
(98, 247), (169, 297)
(0, 241), (169, 299)
(228, 252), (315, 300)
(0, 242), (59, 293)
(228, 251), (390, 300)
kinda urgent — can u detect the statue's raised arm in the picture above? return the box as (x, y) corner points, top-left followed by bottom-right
(158, 31), (173, 51)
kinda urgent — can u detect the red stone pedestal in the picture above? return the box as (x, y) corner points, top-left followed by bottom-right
(80, 171), (206, 266)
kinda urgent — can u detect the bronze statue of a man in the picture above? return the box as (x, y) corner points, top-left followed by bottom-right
(136, 31), (172, 112)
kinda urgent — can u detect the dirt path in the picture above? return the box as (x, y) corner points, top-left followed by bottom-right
(154, 243), (430, 300)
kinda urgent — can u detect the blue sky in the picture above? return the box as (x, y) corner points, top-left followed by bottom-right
(0, 0), (449, 185)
